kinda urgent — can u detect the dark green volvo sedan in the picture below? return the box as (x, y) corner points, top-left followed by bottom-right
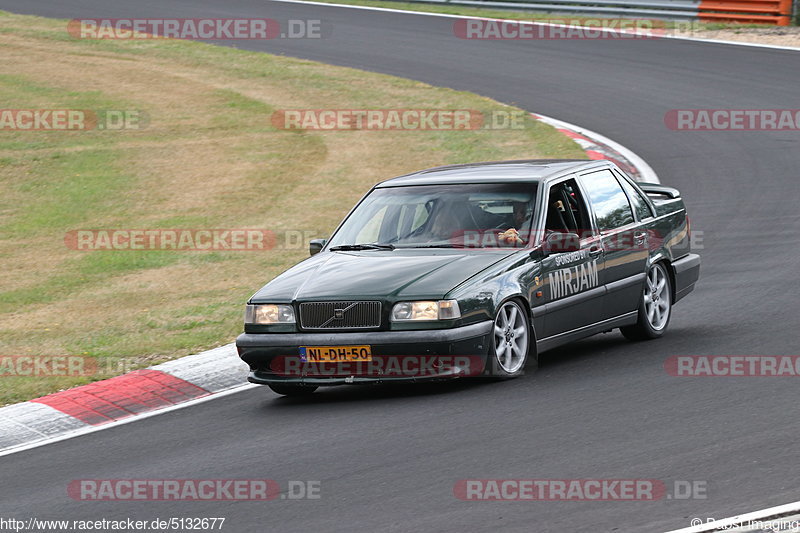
(237, 160), (700, 395)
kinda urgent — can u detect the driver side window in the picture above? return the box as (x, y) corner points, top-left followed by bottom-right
(544, 179), (592, 239)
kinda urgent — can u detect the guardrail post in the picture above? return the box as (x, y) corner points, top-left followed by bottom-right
(774, 0), (793, 24)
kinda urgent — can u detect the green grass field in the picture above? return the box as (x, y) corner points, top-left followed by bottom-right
(0, 11), (585, 404)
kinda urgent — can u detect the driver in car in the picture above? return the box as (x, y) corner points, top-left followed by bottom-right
(497, 201), (531, 246)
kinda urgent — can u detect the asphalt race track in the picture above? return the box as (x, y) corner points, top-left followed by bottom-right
(2, 1), (800, 531)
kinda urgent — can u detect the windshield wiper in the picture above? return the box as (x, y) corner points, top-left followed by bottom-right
(329, 243), (395, 251)
(401, 243), (467, 249)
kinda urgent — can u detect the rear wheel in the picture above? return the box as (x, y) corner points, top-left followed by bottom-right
(487, 300), (535, 378)
(621, 262), (672, 341)
(268, 383), (318, 396)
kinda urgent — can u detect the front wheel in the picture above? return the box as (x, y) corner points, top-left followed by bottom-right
(487, 300), (535, 378)
(268, 383), (318, 396)
(621, 262), (672, 341)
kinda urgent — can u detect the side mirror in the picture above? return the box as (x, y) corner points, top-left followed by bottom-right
(544, 232), (581, 254)
(309, 238), (327, 256)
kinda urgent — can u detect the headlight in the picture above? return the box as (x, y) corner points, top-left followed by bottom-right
(245, 304), (296, 324)
(391, 300), (461, 321)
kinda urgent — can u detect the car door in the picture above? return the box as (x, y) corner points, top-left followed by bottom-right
(578, 168), (649, 320)
(537, 177), (606, 339)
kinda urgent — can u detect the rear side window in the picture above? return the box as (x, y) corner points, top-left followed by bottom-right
(615, 172), (654, 221)
(579, 169), (634, 232)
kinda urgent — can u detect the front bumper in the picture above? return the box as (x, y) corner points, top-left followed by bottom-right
(236, 320), (493, 386)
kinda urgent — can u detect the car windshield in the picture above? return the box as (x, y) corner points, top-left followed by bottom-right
(327, 183), (538, 249)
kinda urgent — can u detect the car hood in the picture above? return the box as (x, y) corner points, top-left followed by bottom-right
(250, 249), (514, 302)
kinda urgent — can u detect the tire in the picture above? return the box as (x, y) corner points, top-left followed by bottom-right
(486, 300), (536, 379)
(621, 262), (672, 341)
(268, 383), (318, 396)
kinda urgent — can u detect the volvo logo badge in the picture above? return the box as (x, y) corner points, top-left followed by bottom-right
(316, 302), (361, 328)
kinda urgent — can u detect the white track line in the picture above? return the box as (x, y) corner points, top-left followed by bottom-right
(665, 501), (800, 532)
(0, 117), (658, 457)
(0, 4), (669, 458)
(269, 0), (800, 53)
(0, 384), (259, 458)
(5, 3), (790, 529)
(0, 112), (657, 458)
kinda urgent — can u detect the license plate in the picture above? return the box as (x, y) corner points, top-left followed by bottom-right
(299, 345), (372, 363)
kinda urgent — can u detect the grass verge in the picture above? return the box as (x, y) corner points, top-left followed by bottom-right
(0, 11), (585, 404)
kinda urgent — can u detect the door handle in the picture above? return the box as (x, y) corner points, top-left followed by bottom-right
(633, 231), (647, 245)
(588, 246), (602, 257)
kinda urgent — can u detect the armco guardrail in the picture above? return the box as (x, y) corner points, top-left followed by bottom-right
(697, 0), (793, 24)
(403, 0), (795, 25)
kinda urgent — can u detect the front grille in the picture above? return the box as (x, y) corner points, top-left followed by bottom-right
(299, 301), (382, 330)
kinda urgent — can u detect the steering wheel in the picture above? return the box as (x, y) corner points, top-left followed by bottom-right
(490, 222), (513, 231)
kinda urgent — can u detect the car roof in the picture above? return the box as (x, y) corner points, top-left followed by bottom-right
(375, 159), (611, 187)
